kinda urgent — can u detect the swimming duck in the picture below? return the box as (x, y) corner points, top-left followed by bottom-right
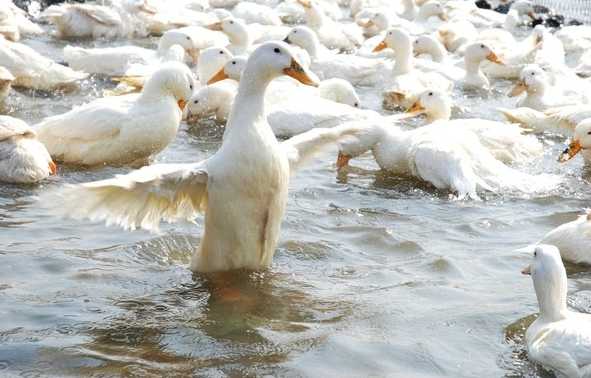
(336, 118), (556, 200)
(521, 212), (591, 266)
(558, 119), (591, 164)
(522, 245), (591, 378)
(373, 28), (454, 109)
(64, 30), (199, 76)
(207, 17), (252, 55)
(283, 25), (389, 86)
(297, 0), (363, 52)
(499, 105), (591, 135)
(0, 36), (87, 91)
(408, 89), (543, 163)
(0, 116), (56, 184)
(35, 62), (194, 166)
(53, 41), (365, 273)
(0, 66), (14, 103)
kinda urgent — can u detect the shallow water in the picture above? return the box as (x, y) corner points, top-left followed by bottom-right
(1, 28), (590, 378)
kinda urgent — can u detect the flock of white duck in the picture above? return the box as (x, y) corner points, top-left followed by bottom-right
(0, 0), (590, 375)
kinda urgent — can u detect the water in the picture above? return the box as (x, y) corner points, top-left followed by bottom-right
(1, 25), (591, 378)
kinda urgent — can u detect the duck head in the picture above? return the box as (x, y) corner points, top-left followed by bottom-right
(408, 89), (452, 121)
(198, 47), (233, 84)
(413, 35), (445, 62)
(207, 57), (247, 85)
(417, 1), (448, 21)
(283, 26), (319, 58)
(509, 64), (547, 97)
(159, 31), (199, 64)
(374, 28), (413, 73)
(558, 119), (591, 163)
(522, 245), (568, 321)
(464, 42), (503, 65)
(239, 42), (319, 88)
(142, 62), (195, 111)
(318, 78), (360, 108)
(208, 17), (249, 46)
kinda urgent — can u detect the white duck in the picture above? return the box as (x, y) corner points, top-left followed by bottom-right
(64, 30), (198, 77)
(0, 66), (14, 103)
(336, 118), (557, 200)
(208, 17), (252, 55)
(508, 64), (589, 111)
(0, 36), (87, 91)
(522, 245), (591, 378)
(297, 0), (363, 52)
(408, 89), (543, 163)
(35, 62), (194, 166)
(53, 41), (365, 273)
(520, 212), (591, 266)
(196, 46), (233, 85)
(373, 28), (453, 109)
(557, 119), (591, 164)
(500, 105), (591, 135)
(462, 42), (504, 90)
(283, 25), (389, 86)
(41, 2), (131, 39)
(0, 1), (43, 41)
(0, 116), (56, 184)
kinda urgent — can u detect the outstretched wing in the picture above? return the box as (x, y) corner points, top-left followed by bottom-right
(51, 162), (208, 231)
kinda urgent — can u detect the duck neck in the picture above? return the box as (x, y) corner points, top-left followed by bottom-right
(224, 64), (271, 137)
(429, 43), (445, 63)
(230, 27), (250, 51)
(394, 46), (413, 75)
(527, 82), (546, 99)
(304, 36), (320, 59)
(401, 0), (417, 20)
(534, 270), (569, 322)
(306, 4), (325, 29)
(464, 57), (483, 77)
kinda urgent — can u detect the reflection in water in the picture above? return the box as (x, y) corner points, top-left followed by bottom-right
(32, 270), (352, 376)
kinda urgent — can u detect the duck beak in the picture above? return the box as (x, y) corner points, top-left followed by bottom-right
(521, 265), (531, 275)
(297, 0), (311, 8)
(207, 68), (229, 85)
(407, 100), (425, 113)
(283, 36), (291, 44)
(283, 59), (318, 87)
(486, 52), (503, 65)
(373, 40), (388, 52)
(558, 139), (583, 163)
(336, 152), (351, 169)
(207, 22), (223, 31)
(509, 80), (527, 97)
(177, 99), (186, 111)
(187, 48), (199, 64)
(48, 161), (57, 175)
(360, 20), (374, 28)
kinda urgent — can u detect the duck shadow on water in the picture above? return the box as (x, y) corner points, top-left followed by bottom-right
(35, 269), (353, 376)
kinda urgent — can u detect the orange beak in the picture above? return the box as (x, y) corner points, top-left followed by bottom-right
(486, 51), (503, 65)
(207, 68), (229, 85)
(178, 99), (186, 111)
(407, 100), (425, 113)
(336, 152), (351, 169)
(207, 22), (223, 31)
(558, 139), (583, 163)
(296, 0), (311, 8)
(373, 40), (388, 52)
(521, 265), (531, 275)
(49, 161), (57, 175)
(509, 80), (527, 97)
(283, 59), (318, 87)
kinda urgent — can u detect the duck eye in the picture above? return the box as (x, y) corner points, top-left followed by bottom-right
(428, 92), (433, 96)
(294, 30), (297, 34)
(189, 84), (193, 90)
(587, 131), (591, 135)
(480, 44), (485, 48)
(186, 36), (190, 40)
(229, 20), (234, 24)
(534, 251), (537, 257)
(219, 50), (224, 54)
(194, 100), (199, 104)
(354, 102), (358, 107)
(232, 61), (236, 65)
(274, 47), (281, 54)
